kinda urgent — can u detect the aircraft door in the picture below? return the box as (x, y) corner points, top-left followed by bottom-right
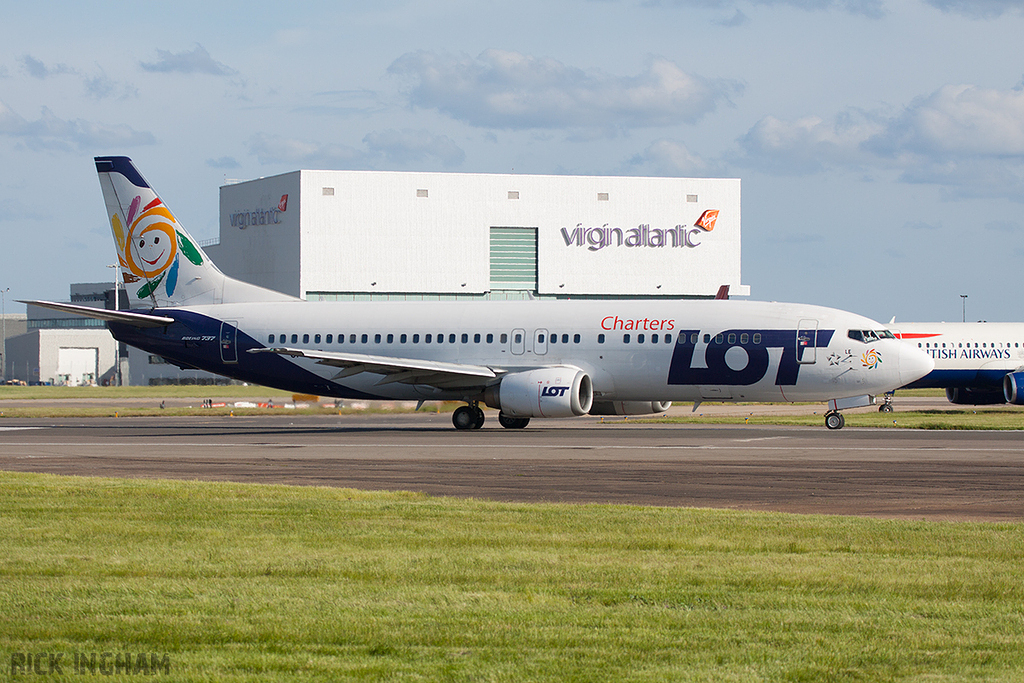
(534, 328), (549, 356)
(220, 320), (239, 364)
(797, 319), (818, 364)
(511, 328), (525, 355)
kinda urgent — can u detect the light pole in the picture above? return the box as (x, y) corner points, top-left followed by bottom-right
(961, 294), (968, 323)
(1, 287), (9, 382)
(106, 265), (123, 386)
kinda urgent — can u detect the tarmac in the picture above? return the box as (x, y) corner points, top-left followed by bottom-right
(2, 395), (1022, 522)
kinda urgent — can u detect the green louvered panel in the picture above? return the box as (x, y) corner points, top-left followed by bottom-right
(490, 227), (537, 289)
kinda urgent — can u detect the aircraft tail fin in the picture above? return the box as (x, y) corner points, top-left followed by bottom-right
(94, 156), (296, 308)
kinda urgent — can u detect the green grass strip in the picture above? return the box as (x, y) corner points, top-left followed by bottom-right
(1, 471), (1022, 681)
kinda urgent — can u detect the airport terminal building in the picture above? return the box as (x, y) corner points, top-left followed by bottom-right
(207, 171), (747, 302)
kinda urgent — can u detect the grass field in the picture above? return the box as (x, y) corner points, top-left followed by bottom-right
(2, 471), (1022, 681)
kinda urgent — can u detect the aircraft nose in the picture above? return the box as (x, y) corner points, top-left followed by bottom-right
(898, 342), (934, 386)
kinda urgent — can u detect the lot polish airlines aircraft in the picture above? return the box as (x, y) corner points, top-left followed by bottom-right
(886, 321), (1024, 408)
(26, 157), (933, 430)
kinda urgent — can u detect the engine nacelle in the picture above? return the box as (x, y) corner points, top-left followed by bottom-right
(945, 386), (1006, 405)
(1003, 373), (1024, 405)
(589, 401), (672, 416)
(483, 366), (593, 418)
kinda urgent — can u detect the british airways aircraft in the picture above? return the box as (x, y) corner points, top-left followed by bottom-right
(26, 157), (933, 430)
(887, 321), (1024, 408)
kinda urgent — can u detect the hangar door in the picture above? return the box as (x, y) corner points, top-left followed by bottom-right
(490, 227), (537, 292)
(58, 347), (98, 386)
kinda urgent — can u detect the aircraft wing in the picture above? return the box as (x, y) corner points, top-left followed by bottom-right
(20, 300), (175, 328)
(248, 347), (502, 388)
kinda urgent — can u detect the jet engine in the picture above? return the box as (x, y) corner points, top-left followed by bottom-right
(483, 366), (593, 418)
(589, 401), (672, 416)
(945, 386), (1006, 405)
(1003, 372), (1024, 405)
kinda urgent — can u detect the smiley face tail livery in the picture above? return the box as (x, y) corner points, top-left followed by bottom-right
(95, 157), (295, 308)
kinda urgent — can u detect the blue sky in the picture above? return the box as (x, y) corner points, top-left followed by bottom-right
(2, 0), (1023, 322)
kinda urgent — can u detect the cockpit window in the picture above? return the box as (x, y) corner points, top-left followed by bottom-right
(848, 329), (895, 343)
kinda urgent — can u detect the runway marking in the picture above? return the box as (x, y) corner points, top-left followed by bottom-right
(2, 441), (1024, 454)
(733, 436), (790, 443)
(0, 427), (42, 432)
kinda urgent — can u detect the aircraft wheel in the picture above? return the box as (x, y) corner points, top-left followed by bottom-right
(498, 413), (530, 429)
(452, 405), (477, 430)
(824, 411), (845, 430)
(472, 406), (485, 429)
(879, 404), (893, 413)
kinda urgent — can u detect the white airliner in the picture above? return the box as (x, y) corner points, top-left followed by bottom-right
(26, 157), (933, 430)
(886, 321), (1024, 408)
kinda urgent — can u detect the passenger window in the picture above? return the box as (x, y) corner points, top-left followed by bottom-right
(740, 333), (748, 344)
(474, 333), (481, 343)
(302, 334), (309, 344)
(574, 334), (580, 343)
(538, 333), (545, 343)
(449, 334), (456, 343)
(514, 333), (522, 344)
(623, 334), (631, 343)
(425, 334), (432, 343)
(400, 334), (407, 343)
(689, 332), (698, 344)
(462, 333), (469, 343)
(487, 333), (494, 343)
(638, 334), (645, 344)
(651, 334), (658, 344)
(598, 334), (605, 344)
(727, 333), (736, 344)
(703, 334), (711, 343)
(438, 333), (444, 343)
(291, 334), (298, 344)
(562, 334), (569, 343)
(374, 334), (381, 344)
(314, 334), (321, 344)
(413, 334), (420, 343)
(753, 333), (761, 344)
(268, 334), (275, 343)
(387, 333), (394, 343)
(326, 334), (333, 344)
(361, 334), (368, 344)
(349, 334), (356, 344)
(715, 334), (723, 344)
(549, 334), (556, 345)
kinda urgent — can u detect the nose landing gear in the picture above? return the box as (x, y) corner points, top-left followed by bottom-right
(824, 411), (845, 430)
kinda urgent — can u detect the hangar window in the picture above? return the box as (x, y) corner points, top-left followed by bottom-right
(268, 334), (275, 343)
(598, 334), (606, 344)
(387, 334), (394, 343)
(314, 334), (321, 344)
(508, 191), (519, 199)
(597, 192), (609, 201)
(326, 334), (333, 344)
(686, 194), (698, 203)
(623, 334), (631, 343)
(417, 189), (428, 198)
(291, 334), (298, 344)
(322, 187), (334, 196)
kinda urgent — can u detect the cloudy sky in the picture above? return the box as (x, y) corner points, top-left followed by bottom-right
(2, 0), (1023, 322)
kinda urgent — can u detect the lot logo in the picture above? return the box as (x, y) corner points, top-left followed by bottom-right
(541, 385), (570, 397)
(113, 195), (204, 299)
(561, 210), (720, 252)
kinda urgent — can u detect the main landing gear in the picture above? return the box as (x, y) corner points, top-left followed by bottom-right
(824, 411), (845, 430)
(451, 402), (531, 430)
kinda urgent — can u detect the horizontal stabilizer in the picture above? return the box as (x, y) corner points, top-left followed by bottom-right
(20, 300), (175, 328)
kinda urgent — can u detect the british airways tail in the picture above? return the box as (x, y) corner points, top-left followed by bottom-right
(94, 156), (295, 308)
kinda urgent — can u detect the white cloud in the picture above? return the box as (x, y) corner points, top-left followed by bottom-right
(140, 44), (236, 76)
(362, 129), (465, 167)
(645, 0), (884, 17)
(733, 82), (1024, 199)
(625, 139), (715, 176)
(922, 0), (1024, 18)
(388, 50), (741, 133)
(19, 55), (75, 79)
(0, 100), (155, 150)
(247, 133), (365, 168)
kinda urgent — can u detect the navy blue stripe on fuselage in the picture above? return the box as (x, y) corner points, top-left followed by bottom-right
(107, 310), (381, 399)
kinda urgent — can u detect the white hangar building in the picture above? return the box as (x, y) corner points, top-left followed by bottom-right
(206, 171), (748, 301)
